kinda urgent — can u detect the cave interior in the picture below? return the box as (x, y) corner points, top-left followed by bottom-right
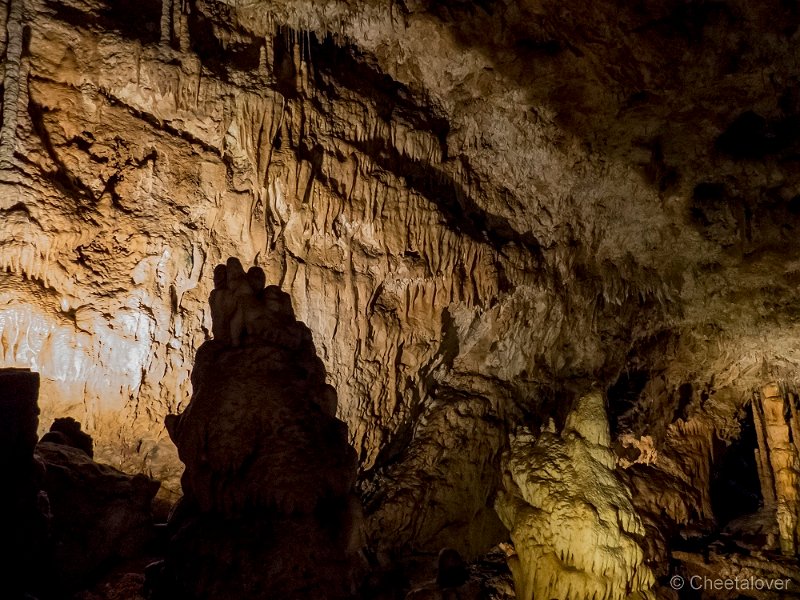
(4, 0), (800, 599)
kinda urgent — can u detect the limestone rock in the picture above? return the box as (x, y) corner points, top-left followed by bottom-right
(5, 0), (800, 593)
(154, 260), (363, 600)
(752, 383), (800, 555)
(495, 391), (655, 600)
(41, 416), (94, 457)
(36, 440), (160, 590)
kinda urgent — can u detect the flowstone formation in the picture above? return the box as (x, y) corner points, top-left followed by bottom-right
(495, 391), (655, 600)
(155, 259), (363, 600)
(752, 382), (800, 555)
(9, 0), (800, 593)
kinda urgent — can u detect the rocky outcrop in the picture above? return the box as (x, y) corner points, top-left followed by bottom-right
(154, 260), (363, 600)
(0, 369), (159, 598)
(753, 382), (800, 555)
(6, 0), (800, 594)
(41, 416), (94, 457)
(37, 439), (160, 590)
(495, 391), (655, 600)
(0, 368), (49, 599)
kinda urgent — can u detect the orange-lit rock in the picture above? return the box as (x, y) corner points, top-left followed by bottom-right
(5, 0), (800, 595)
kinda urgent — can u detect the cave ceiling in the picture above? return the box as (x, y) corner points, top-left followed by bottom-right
(1, 0), (800, 489)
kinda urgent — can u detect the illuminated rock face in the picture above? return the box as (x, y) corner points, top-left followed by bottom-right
(0, 0), (667, 547)
(495, 392), (655, 600)
(5, 0), (800, 590)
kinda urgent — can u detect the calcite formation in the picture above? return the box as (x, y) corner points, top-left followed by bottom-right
(155, 260), (363, 599)
(752, 382), (800, 555)
(5, 0), (800, 594)
(495, 392), (655, 600)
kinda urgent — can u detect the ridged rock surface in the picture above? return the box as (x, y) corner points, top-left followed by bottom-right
(4, 0), (800, 581)
(496, 392), (655, 600)
(157, 261), (363, 600)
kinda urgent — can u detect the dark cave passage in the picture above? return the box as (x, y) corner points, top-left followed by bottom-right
(711, 403), (762, 528)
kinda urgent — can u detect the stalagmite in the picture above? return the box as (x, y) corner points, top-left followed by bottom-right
(5, 0), (800, 596)
(495, 391), (655, 600)
(153, 259), (363, 599)
(753, 389), (777, 509)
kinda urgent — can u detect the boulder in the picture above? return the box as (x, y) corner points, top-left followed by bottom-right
(37, 441), (159, 589)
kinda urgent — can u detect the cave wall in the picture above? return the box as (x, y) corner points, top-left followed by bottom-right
(4, 0), (800, 566)
(0, 0), (665, 493)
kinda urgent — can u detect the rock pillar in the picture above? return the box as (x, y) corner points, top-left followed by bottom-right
(752, 382), (800, 555)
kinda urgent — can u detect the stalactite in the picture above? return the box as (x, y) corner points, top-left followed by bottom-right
(0, 0), (23, 171)
(173, 0), (189, 52)
(0, 0), (9, 60)
(752, 390), (776, 509)
(160, 0), (173, 49)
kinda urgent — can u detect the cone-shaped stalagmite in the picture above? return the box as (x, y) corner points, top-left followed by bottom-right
(153, 259), (364, 600)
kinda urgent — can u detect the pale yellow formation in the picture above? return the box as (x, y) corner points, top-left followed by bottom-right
(495, 391), (655, 600)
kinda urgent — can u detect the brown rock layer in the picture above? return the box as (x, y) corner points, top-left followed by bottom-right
(155, 261), (363, 600)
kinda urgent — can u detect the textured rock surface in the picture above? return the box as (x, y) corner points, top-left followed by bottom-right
(37, 440), (160, 590)
(495, 392), (655, 600)
(752, 383), (800, 555)
(6, 0), (800, 593)
(155, 261), (363, 599)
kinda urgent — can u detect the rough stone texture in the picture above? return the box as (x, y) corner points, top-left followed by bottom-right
(5, 0), (800, 592)
(155, 261), (363, 600)
(495, 392), (655, 600)
(37, 440), (160, 590)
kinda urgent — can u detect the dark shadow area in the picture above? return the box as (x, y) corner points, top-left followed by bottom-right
(43, 0), (161, 45)
(710, 404), (762, 527)
(151, 257), (364, 600)
(0, 368), (161, 600)
(607, 369), (650, 436)
(186, 2), (261, 81)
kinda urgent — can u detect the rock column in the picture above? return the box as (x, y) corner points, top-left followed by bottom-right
(494, 391), (655, 600)
(752, 382), (800, 555)
(153, 259), (363, 599)
(0, 368), (48, 599)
